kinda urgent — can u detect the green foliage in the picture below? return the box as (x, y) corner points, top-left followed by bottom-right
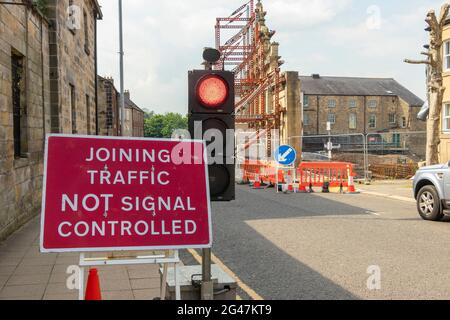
(33, 0), (48, 15)
(144, 112), (188, 138)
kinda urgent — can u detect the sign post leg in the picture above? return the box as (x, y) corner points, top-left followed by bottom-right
(160, 256), (168, 300)
(174, 250), (181, 301)
(78, 253), (85, 301)
(201, 248), (214, 300)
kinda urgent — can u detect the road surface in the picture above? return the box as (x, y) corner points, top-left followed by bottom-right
(182, 185), (450, 300)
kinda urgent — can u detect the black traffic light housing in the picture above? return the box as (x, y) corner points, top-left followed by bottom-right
(189, 70), (235, 114)
(188, 69), (235, 202)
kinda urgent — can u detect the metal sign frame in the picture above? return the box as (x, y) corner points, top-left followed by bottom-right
(77, 251), (181, 301)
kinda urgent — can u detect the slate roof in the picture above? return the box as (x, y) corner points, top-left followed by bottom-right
(124, 95), (144, 113)
(300, 75), (424, 107)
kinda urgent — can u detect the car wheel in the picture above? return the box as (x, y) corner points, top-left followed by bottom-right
(417, 185), (443, 221)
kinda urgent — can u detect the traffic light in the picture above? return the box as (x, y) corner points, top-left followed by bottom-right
(189, 69), (235, 201)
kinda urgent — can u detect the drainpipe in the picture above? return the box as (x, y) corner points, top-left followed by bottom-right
(316, 95), (320, 135)
(40, 16), (46, 150)
(364, 96), (367, 134)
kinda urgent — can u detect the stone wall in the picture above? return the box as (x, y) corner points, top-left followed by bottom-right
(46, 0), (98, 135)
(0, 4), (50, 240)
(97, 76), (120, 136)
(131, 108), (144, 137)
(280, 72), (302, 163)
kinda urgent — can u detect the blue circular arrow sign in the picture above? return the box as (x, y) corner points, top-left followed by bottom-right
(275, 145), (297, 166)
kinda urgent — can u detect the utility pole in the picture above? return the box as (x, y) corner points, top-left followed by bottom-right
(118, 0), (125, 136)
(201, 55), (214, 301)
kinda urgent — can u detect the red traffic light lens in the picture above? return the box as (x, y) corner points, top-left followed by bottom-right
(196, 75), (229, 108)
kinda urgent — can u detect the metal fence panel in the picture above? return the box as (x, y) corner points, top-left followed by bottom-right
(366, 132), (426, 180)
(298, 134), (367, 180)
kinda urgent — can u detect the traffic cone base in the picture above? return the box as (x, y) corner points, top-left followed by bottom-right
(345, 185), (360, 194)
(85, 268), (102, 301)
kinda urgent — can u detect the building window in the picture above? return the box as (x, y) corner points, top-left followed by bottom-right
(303, 95), (309, 109)
(304, 113), (310, 126)
(369, 114), (377, 129)
(70, 84), (77, 134)
(328, 99), (336, 108)
(401, 117), (407, 128)
(443, 104), (450, 132)
(349, 113), (357, 130)
(11, 52), (26, 158)
(328, 113), (336, 124)
(84, 10), (90, 55)
(445, 41), (450, 71)
(86, 95), (91, 135)
(389, 113), (396, 124)
(349, 100), (357, 108)
(368, 100), (377, 108)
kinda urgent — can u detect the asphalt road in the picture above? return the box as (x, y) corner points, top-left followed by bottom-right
(182, 185), (450, 300)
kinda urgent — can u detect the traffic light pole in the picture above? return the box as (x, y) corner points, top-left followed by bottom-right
(201, 60), (214, 301)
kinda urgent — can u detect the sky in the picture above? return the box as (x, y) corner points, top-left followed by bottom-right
(97, 0), (445, 114)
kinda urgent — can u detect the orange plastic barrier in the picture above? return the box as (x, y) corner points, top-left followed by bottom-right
(242, 160), (285, 185)
(297, 162), (356, 188)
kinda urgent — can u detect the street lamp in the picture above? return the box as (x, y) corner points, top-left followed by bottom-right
(119, 0), (125, 136)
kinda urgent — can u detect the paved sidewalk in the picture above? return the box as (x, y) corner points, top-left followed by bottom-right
(359, 179), (415, 202)
(0, 216), (163, 300)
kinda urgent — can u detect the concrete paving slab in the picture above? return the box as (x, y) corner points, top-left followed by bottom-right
(130, 278), (160, 290)
(44, 282), (74, 295)
(100, 279), (132, 292)
(20, 256), (57, 266)
(102, 290), (134, 300)
(44, 293), (78, 301)
(127, 265), (161, 280)
(6, 274), (50, 286)
(14, 264), (53, 275)
(133, 288), (160, 300)
(0, 266), (16, 277)
(0, 217), (164, 300)
(0, 284), (46, 300)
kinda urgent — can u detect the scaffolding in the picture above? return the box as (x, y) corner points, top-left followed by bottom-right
(215, 0), (285, 156)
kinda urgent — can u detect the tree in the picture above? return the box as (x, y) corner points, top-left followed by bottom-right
(33, 0), (48, 15)
(405, 4), (450, 165)
(144, 112), (188, 138)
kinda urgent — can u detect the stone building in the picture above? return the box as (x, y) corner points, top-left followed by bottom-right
(440, 20), (450, 163)
(97, 76), (120, 136)
(300, 75), (425, 136)
(0, 0), (101, 240)
(46, 0), (102, 135)
(123, 91), (145, 137)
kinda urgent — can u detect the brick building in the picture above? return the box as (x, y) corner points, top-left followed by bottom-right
(97, 76), (120, 136)
(123, 91), (145, 137)
(0, 0), (101, 240)
(300, 75), (425, 136)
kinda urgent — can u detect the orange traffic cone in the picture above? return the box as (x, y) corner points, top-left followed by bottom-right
(85, 268), (102, 300)
(345, 170), (359, 195)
